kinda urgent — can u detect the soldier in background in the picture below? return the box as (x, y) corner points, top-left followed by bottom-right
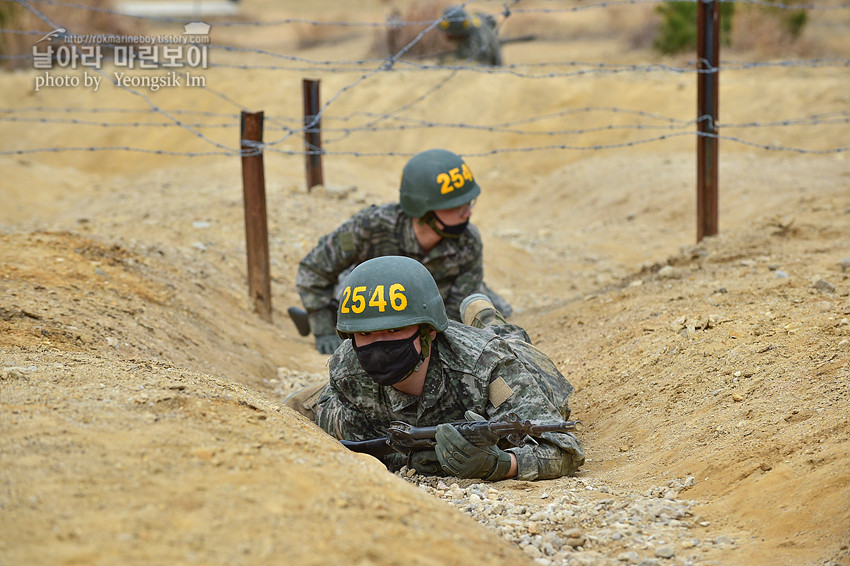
(291, 149), (512, 354)
(438, 5), (503, 66)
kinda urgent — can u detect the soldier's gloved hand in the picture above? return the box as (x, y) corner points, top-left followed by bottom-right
(408, 450), (444, 476)
(314, 334), (343, 354)
(434, 421), (513, 481)
(307, 308), (339, 354)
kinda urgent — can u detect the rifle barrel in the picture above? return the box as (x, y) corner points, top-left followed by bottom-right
(340, 437), (395, 459)
(535, 420), (583, 433)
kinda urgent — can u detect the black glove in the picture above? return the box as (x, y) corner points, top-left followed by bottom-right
(434, 421), (513, 481)
(408, 450), (444, 476)
(315, 334), (342, 354)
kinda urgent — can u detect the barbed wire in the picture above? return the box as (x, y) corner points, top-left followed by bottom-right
(4, 109), (846, 138)
(3, 0), (849, 158)
(6, 106), (846, 129)
(0, 145), (238, 156)
(15, 0), (242, 153)
(4, 129), (848, 159)
(194, 52), (850, 75)
(7, 0), (850, 30)
(5, 32), (849, 78)
(495, 0), (850, 14)
(1, 105), (233, 115)
(322, 69), (460, 145)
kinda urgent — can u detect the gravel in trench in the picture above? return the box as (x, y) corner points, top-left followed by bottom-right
(396, 469), (738, 566)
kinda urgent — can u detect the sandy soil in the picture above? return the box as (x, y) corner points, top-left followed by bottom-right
(1, 1), (849, 565)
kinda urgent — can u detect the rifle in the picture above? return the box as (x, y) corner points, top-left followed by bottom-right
(408, 35), (538, 64)
(341, 412), (582, 460)
(499, 34), (536, 46)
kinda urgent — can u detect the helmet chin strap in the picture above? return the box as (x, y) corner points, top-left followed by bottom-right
(422, 211), (464, 239)
(419, 326), (433, 359)
(396, 326), (433, 384)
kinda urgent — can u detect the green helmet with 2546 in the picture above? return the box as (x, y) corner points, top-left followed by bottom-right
(336, 256), (449, 338)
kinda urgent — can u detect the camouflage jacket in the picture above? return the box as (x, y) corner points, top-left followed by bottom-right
(315, 321), (585, 481)
(296, 203), (483, 334)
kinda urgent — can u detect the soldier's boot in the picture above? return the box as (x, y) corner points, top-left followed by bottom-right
(287, 307), (311, 337)
(282, 380), (328, 420)
(460, 293), (507, 330)
(479, 281), (513, 318)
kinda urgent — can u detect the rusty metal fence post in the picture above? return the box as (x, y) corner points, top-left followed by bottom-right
(240, 110), (272, 322)
(696, 0), (720, 242)
(303, 78), (324, 190)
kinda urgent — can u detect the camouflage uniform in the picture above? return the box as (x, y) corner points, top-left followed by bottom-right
(296, 203), (483, 336)
(315, 321), (585, 481)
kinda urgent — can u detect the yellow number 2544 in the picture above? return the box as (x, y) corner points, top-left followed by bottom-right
(436, 164), (474, 195)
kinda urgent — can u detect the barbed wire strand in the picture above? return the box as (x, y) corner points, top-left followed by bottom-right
(3, 0), (848, 157)
(7, 0), (850, 30)
(16, 0), (252, 153)
(3, 110), (846, 139)
(5, 130), (847, 159)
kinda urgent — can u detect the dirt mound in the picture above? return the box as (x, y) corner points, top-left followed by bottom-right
(2, 1), (849, 564)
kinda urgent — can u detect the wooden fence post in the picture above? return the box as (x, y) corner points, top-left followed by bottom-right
(240, 110), (272, 322)
(696, 0), (720, 242)
(303, 78), (324, 190)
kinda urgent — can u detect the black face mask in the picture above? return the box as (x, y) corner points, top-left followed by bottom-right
(354, 331), (424, 387)
(424, 211), (469, 239)
(438, 219), (469, 236)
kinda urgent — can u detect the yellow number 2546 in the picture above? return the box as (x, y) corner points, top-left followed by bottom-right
(340, 284), (408, 314)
